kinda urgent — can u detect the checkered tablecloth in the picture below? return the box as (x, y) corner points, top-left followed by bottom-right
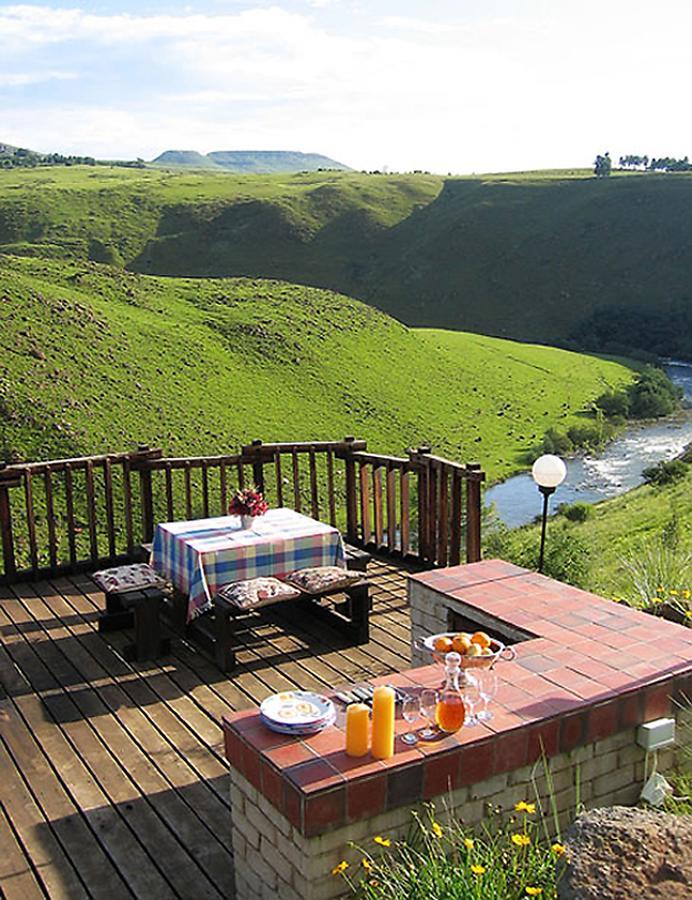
(151, 508), (347, 622)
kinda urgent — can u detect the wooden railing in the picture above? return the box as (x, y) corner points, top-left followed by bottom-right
(0, 438), (484, 583)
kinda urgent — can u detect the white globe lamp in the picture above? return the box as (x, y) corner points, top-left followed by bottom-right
(531, 454), (567, 572)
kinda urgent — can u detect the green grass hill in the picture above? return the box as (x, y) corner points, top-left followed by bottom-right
(491, 462), (692, 599)
(1, 166), (691, 357)
(0, 254), (633, 477)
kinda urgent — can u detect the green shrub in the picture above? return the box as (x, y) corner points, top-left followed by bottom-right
(540, 529), (591, 587)
(560, 501), (593, 523)
(642, 459), (688, 486)
(542, 427), (573, 455)
(595, 389), (629, 418)
(566, 423), (602, 450)
(627, 366), (682, 419)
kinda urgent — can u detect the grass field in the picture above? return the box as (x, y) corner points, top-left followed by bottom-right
(2, 165), (691, 355)
(0, 254), (634, 479)
(489, 465), (692, 598)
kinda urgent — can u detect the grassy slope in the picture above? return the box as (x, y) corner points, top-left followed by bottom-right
(493, 467), (692, 596)
(0, 255), (633, 479)
(2, 166), (692, 350)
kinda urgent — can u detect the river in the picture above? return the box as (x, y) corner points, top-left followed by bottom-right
(484, 361), (692, 528)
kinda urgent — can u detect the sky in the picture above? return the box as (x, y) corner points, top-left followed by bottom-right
(1, 0), (691, 174)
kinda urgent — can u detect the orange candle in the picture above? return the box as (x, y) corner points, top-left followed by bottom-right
(371, 686), (395, 760)
(345, 703), (369, 757)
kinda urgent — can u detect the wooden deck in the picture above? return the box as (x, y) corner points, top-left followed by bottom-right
(0, 558), (413, 900)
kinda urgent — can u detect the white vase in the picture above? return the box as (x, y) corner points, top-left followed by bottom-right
(240, 514), (255, 530)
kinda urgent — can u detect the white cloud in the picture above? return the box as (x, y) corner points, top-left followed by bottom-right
(2, 3), (692, 172)
(0, 69), (76, 86)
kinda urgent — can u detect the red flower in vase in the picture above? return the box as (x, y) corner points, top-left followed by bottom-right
(228, 487), (269, 518)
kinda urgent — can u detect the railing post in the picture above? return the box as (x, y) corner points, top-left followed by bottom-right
(250, 439), (266, 494)
(0, 463), (17, 579)
(343, 436), (359, 544)
(410, 446), (431, 562)
(132, 445), (162, 543)
(465, 462), (482, 563)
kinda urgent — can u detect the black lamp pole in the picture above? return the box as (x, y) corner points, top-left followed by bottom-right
(537, 485), (555, 573)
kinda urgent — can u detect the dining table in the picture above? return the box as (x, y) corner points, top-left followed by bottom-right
(150, 507), (347, 621)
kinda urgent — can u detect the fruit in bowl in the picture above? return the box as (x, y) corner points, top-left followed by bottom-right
(417, 631), (515, 668)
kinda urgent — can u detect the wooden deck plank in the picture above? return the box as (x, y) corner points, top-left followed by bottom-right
(11, 581), (233, 899)
(0, 799), (47, 900)
(0, 557), (413, 900)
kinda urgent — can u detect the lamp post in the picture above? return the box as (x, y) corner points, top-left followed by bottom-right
(531, 454), (567, 573)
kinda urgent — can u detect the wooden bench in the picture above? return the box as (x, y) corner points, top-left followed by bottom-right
(98, 586), (171, 662)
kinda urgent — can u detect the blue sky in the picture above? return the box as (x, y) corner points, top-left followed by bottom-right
(1, 1), (690, 172)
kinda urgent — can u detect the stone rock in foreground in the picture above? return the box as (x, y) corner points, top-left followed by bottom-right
(559, 805), (692, 899)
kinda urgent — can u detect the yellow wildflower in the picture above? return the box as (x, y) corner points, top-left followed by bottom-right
(362, 858), (372, 871)
(431, 821), (443, 839)
(669, 589), (679, 596)
(651, 597), (662, 605)
(685, 610), (692, 620)
(331, 861), (349, 876)
(526, 888), (543, 897)
(514, 801), (536, 814)
(551, 842), (567, 857)
(656, 586), (664, 593)
(463, 837), (475, 850)
(682, 589), (690, 599)
(471, 864), (486, 876)
(512, 833), (531, 847)
(373, 836), (391, 847)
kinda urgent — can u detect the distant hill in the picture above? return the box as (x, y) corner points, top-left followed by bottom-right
(152, 150), (223, 169)
(153, 149), (350, 173)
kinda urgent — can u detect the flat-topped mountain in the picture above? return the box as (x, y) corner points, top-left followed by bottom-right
(153, 149), (350, 173)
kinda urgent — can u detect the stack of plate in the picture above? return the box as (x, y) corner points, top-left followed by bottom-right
(260, 690), (336, 736)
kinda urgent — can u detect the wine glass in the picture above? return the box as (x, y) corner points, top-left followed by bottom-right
(401, 695), (420, 745)
(462, 672), (481, 728)
(419, 689), (438, 739)
(476, 669), (498, 723)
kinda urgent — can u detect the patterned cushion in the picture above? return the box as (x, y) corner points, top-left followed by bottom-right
(284, 565), (362, 594)
(93, 563), (166, 595)
(216, 577), (302, 610)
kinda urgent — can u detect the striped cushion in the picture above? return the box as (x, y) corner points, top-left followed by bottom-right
(93, 563), (165, 594)
(216, 577), (301, 610)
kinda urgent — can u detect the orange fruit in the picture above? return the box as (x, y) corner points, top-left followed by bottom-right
(452, 634), (472, 655)
(471, 631), (491, 649)
(433, 635), (453, 653)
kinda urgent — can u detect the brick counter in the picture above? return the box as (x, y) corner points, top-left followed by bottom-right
(224, 561), (692, 899)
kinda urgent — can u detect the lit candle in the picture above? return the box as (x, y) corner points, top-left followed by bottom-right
(345, 703), (369, 757)
(371, 686), (395, 760)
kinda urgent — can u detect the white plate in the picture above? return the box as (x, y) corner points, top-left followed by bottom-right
(260, 690), (335, 727)
(260, 709), (336, 735)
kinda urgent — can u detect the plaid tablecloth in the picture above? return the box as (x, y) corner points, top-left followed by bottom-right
(151, 507), (347, 622)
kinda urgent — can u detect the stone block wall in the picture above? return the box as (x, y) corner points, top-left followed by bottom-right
(230, 725), (679, 900)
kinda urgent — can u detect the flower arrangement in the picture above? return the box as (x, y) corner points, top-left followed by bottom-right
(228, 487), (268, 518)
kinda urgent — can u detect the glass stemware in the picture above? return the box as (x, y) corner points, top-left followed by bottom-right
(461, 671), (481, 727)
(476, 669), (498, 723)
(401, 695), (420, 745)
(419, 688), (438, 739)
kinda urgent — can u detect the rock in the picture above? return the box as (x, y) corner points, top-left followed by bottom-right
(559, 805), (692, 900)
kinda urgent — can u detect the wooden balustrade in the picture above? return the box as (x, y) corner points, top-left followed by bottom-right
(0, 438), (484, 583)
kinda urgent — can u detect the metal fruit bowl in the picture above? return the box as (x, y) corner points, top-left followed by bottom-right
(414, 632), (516, 669)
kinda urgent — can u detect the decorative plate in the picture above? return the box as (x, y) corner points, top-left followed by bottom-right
(260, 690), (335, 727)
(260, 708), (336, 735)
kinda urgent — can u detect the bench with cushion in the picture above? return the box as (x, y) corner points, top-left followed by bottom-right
(211, 567), (370, 671)
(94, 563), (170, 662)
